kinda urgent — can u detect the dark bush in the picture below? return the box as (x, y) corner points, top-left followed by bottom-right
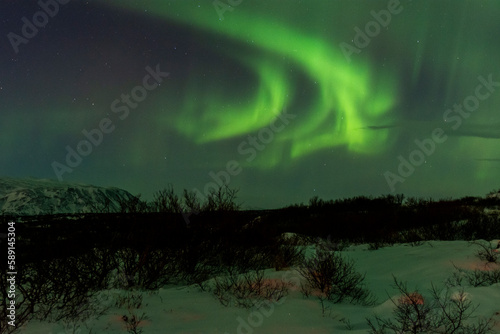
(210, 269), (289, 308)
(470, 240), (499, 264)
(367, 277), (493, 334)
(113, 247), (181, 290)
(298, 247), (372, 304)
(447, 264), (500, 288)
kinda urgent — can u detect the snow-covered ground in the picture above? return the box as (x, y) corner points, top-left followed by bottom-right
(16, 240), (500, 333)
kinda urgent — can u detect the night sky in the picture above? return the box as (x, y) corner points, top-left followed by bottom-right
(1, 0), (500, 209)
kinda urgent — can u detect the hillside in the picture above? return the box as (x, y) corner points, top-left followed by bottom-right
(0, 177), (135, 216)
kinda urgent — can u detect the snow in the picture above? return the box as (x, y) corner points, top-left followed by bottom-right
(0, 177), (135, 215)
(15, 239), (500, 333)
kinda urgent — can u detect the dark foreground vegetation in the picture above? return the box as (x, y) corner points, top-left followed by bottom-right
(1, 186), (499, 333)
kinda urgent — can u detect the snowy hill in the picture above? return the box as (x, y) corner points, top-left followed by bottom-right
(0, 177), (136, 216)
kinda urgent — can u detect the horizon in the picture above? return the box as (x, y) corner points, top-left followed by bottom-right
(2, 1), (500, 209)
(1, 175), (498, 212)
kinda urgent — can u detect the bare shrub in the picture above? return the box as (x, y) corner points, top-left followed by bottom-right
(367, 278), (433, 333)
(152, 184), (182, 213)
(116, 291), (149, 334)
(113, 247), (180, 290)
(447, 264), (500, 288)
(183, 188), (201, 213)
(202, 185), (240, 212)
(297, 247), (373, 305)
(210, 269), (289, 308)
(0, 254), (114, 333)
(118, 194), (149, 213)
(182, 259), (220, 291)
(367, 277), (493, 334)
(177, 243), (226, 290)
(273, 243), (305, 271)
(314, 234), (350, 252)
(470, 240), (498, 263)
(29, 257), (108, 323)
(0, 266), (37, 334)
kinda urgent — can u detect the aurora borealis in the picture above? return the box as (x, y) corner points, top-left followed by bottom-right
(1, 0), (500, 208)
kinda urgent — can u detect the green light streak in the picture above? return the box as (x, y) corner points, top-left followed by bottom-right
(101, 1), (397, 166)
(175, 57), (290, 143)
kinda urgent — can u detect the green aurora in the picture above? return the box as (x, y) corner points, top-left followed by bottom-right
(2, 0), (500, 207)
(101, 0), (399, 168)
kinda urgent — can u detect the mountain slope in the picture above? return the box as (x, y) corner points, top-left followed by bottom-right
(0, 177), (136, 215)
